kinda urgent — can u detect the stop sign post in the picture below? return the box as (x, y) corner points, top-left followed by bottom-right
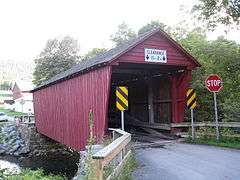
(205, 74), (223, 141)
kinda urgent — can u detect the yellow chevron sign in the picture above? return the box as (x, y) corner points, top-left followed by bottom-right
(116, 86), (128, 111)
(187, 88), (197, 109)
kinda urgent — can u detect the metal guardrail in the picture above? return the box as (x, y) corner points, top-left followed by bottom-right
(92, 128), (131, 180)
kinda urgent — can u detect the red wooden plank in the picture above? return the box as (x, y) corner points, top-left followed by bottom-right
(116, 34), (195, 67)
(118, 57), (191, 66)
(33, 66), (112, 150)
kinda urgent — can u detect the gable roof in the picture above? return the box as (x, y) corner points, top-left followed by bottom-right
(33, 28), (200, 92)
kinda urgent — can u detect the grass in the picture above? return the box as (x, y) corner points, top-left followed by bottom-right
(188, 138), (240, 149)
(186, 127), (240, 149)
(116, 152), (138, 180)
(104, 151), (138, 180)
(0, 107), (27, 117)
(0, 169), (66, 180)
(0, 94), (12, 97)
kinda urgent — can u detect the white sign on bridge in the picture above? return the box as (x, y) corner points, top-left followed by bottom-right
(144, 48), (167, 63)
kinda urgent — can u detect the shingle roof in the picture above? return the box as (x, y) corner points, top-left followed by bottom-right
(32, 28), (200, 92)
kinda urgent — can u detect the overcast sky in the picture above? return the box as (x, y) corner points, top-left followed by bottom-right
(0, 0), (239, 62)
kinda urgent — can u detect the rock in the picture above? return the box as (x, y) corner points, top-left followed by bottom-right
(0, 149), (5, 155)
(18, 147), (30, 154)
(3, 125), (15, 133)
(8, 130), (16, 138)
(2, 143), (10, 150)
(15, 139), (22, 146)
(19, 157), (25, 161)
(0, 144), (7, 150)
(73, 151), (87, 179)
(8, 138), (17, 145)
(10, 144), (20, 153)
(13, 151), (20, 156)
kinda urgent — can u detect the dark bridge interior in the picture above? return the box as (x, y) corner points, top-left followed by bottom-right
(108, 62), (186, 130)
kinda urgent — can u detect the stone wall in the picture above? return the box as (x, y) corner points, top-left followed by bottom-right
(17, 122), (75, 157)
(17, 123), (45, 151)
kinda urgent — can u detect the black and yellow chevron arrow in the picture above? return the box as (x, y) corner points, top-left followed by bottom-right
(116, 86), (128, 111)
(187, 88), (197, 109)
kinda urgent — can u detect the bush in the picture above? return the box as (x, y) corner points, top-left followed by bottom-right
(0, 169), (65, 180)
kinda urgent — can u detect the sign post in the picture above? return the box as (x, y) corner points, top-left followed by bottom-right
(205, 74), (223, 141)
(213, 92), (219, 141)
(187, 88), (197, 141)
(116, 86), (128, 131)
(121, 111), (124, 131)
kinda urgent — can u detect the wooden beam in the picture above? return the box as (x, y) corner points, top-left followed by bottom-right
(125, 114), (171, 130)
(112, 68), (151, 74)
(92, 132), (131, 167)
(141, 127), (175, 140)
(147, 80), (154, 125)
(128, 121), (171, 130)
(92, 129), (132, 180)
(171, 76), (178, 123)
(93, 159), (103, 180)
(171, 122), (240, 128)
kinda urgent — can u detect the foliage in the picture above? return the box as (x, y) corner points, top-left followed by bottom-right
(0, 168), (65, 180)
(83, 48), (108, 60)
(138, 20), (170, 35)
(84, 110), (96, 180)
(192, 0), (240, 29)
(114, 153), (138, 180)
(187, 127), (240, 149)
(103, 151), (137, 180)
(111, 20), (171, 46)
(0, 81), (12, 90)
(111, 22), (136, 46)
(0, 94), (12, 97)
(33, 36), (80, 86)
(0, 107), (27, 117)
(176, 28), (240, 122)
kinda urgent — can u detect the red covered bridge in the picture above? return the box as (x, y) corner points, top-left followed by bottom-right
(32, 28), (200, 150)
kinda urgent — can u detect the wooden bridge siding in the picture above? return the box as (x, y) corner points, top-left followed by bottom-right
(117, 33), (194, 67)
(33, 66), (112, 150)
(171, 70), (192, 123)
(116, 32), (193, 123)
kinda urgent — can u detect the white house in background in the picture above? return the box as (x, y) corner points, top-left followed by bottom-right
(12, 81), (34, 114)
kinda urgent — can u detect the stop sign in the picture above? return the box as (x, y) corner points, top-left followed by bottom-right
(205, 74), (223, 92)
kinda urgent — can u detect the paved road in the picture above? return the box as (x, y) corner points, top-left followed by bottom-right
(133, 143), (240, 180)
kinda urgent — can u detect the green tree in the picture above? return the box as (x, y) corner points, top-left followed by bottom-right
(177, 28), (240, 122)
(138, 20), (170, 35)
(192, 0), (240, 29)
(111, 22), (136, 46)
(177, 28), (213, 121)
(33, 36), (80, 86)
(84, 48), (108, 60)
(0, 81), (12, 90)
(206, 37), (240, 121)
